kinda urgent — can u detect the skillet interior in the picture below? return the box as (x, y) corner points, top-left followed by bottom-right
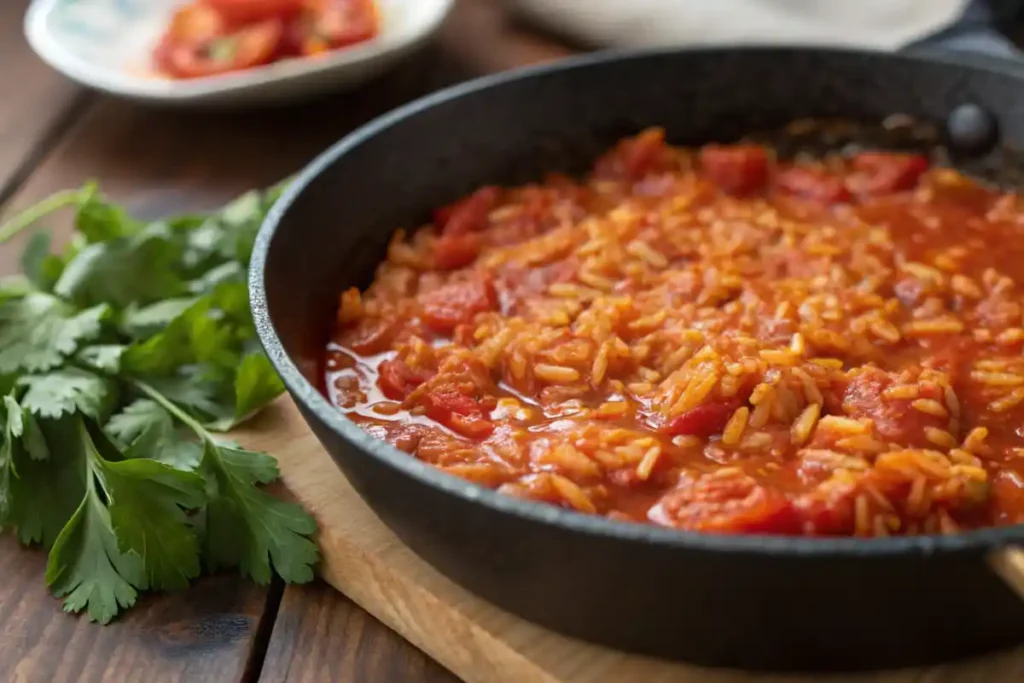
(253, 47), (1024, 670)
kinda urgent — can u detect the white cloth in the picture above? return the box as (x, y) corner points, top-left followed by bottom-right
(506, 0), (971, 51)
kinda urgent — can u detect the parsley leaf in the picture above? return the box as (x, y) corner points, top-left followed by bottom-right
(106, 399), (171, 445)
(55, 222), (186, 309)
(75, 189), (140, 243)
(123, 283), (283, 429)
(185, 190), (268, 269)
(0, 396), (22, 525)
(120, 298), (196, 339)
(122, 298), (235, 377)
(142, 376), (226, 421)
(46, 481), (142, 624)
(200, 442), (317, 584)
(189, 262), (244, 295)
(20, 230), (65, 292)
(108, 399), (202, 471)
(137, 382), (318, 584)
(0, 294), (108, 373)
(0, 180), (313, 625)
(6, 416), (86, 548)
(207, 353), (286, 432)
(46, 420), (205, 621)
(93, 427), (205, 591)
(19, 368), (115, 420)
(76, 344), (125, 374)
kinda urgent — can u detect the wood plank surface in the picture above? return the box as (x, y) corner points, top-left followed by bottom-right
(0, 536), (274, 683)
(0, 0), (85, 205)
(234, 399), (1024, 683)
(260, 582), (457, 683)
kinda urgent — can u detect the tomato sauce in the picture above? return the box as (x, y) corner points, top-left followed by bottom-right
(325, 128), (1024, 538)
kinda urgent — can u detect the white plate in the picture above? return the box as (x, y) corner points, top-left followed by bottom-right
(25, 0), (454, 107)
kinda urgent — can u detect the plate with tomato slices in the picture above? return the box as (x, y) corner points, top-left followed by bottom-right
(24, 0), (453, 106)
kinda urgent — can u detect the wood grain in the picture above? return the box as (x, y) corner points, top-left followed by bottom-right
(0, 536), (272, 683)
(232, 399), (1024, 683)
(260, 582), (457, 683)
(0, 0), (85, 204)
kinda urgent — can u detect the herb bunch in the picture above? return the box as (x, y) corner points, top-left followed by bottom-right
(0, 183), (318, 624)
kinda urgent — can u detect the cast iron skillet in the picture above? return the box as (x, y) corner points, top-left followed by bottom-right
(252, 0), (1024, 671)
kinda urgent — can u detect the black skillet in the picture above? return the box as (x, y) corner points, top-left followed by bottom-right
(252, 0), (1024, 671)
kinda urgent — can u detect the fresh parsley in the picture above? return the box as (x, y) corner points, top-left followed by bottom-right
(0, 182), (317, 624)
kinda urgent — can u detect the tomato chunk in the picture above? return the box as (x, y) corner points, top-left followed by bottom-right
(839, 368), (946, 448)
(295, 0), (380, 54)
(434, 187), (500, 236)
(651, 472), (798, 534)
(699, 144), (769, 195)
(378, 358), (435, 401)
(776, 167), (851, 204)
(342, 316), (398, 356)
(420, 276), (498, 334)
(594, 128), (677, 182)
(157, 18), (284, 79)
(663, 401), (739, 437)
(434, 233), (483, 270)
(423, 388), (495, 439)
(161, 5), (226, 45)
(847, 152), (929, 195)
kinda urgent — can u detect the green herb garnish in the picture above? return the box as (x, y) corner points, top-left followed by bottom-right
(0, 181), (317, 624)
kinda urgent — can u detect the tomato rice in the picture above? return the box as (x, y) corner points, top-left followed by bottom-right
(325, 127), (1024, 538)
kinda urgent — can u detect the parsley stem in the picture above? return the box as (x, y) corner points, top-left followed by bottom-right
(132, 380), (211, 442)
(0, 188), (88, 245)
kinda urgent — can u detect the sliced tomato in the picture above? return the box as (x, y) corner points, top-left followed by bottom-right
(420, 276), (498, 334)
(434, 187), (500, 236)
(699, 144), (769, 195)
(378, 358), (434, 401)
(847, 151), (929, 196)
(423, 387), (495, 439)
(162, 5), (226, 44)
(776, 167), (851, 204)
(201, 0), (303, 24)
(653, 473), (798, 534)
(157, 19), (284, 79)
(663, 400), (740, 438)
(292, 0), (380, 55)
(434, 233), (483, 270)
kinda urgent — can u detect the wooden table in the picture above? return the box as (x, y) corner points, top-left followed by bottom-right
(0, 2), (571, 681)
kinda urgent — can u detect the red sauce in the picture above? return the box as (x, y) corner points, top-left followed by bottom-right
(325, 128), (1024, 537)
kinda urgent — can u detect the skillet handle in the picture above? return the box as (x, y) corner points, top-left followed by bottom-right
(903, 0), (1024, 62)
(989, 547), (1024, 599)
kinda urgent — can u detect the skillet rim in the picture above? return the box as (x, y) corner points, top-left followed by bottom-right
(251, 44), (1024, 558)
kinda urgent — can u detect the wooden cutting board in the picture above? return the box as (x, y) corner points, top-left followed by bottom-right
(233, 398), (1024, 683)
